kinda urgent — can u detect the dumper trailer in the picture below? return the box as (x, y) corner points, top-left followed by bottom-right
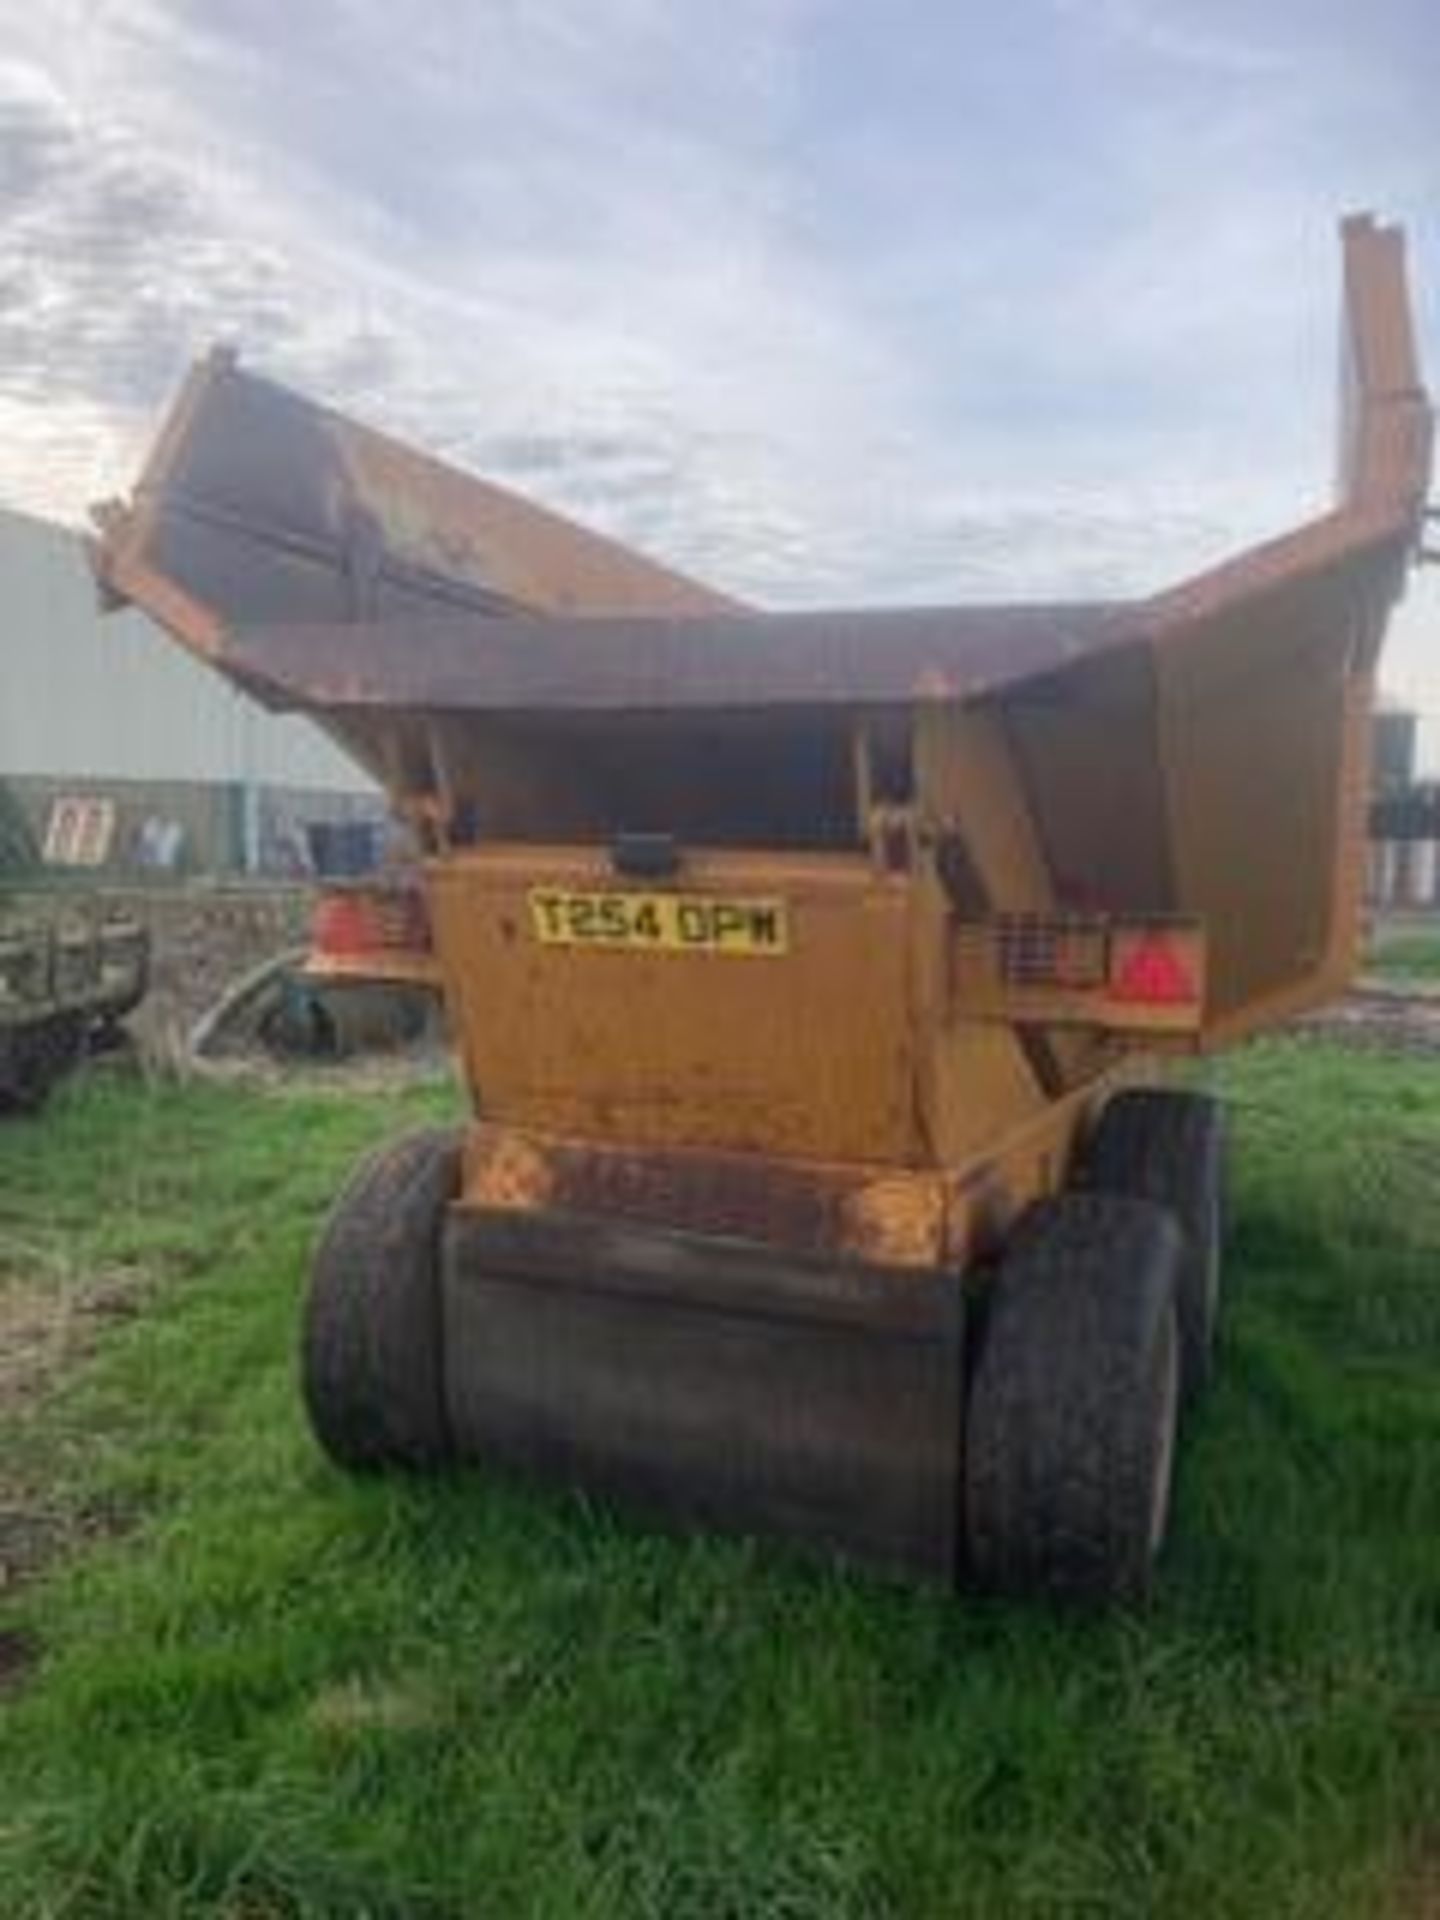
(0, 909), (148, 1113)
(94, 215), (1432, 1600)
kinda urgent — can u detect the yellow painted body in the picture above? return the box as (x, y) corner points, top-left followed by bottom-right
(426, 831), (1148, 1267)
(430, 847), (925, 1165)
(91, 216), (1431, 1282)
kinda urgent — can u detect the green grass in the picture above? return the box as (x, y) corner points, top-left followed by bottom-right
(1, 1047), (1437, 1919)
(1369, 926), (1440, 984)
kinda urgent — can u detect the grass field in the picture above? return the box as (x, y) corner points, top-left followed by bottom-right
(1370, 926), (1440, 985)
(1, 1044), (1437, 1919)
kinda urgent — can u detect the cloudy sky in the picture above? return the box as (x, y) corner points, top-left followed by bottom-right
(2, 0), (1437, 716)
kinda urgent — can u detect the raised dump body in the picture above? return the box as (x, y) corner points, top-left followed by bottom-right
(94, 215), (1432, 1601)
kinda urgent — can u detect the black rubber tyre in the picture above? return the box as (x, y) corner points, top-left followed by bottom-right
(964, 1193), (1183, 1605)
(1081, 1088), (1226, 1400)
(0, 1014), (86, 1116)
(302, 1126), (462, 1470)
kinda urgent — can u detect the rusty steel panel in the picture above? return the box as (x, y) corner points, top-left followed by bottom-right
(996, 646), (1174, 914)
(1339, 212), (1433, 515)
(91, 345), (737, 670)
(440, 1205), (966, 1581)
(1152, 559), (1363, 1026)
(95, 221), (1423, 732)
(183, 600), (1135, 716)
(459, 1120), (950, 1269)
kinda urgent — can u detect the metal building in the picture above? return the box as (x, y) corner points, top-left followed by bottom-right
(0, 503), (381, 874)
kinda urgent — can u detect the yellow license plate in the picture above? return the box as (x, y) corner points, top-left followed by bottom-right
(529, 889), (788, 956)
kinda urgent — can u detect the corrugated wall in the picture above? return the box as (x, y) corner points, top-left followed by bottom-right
(0, 505), (373, 793)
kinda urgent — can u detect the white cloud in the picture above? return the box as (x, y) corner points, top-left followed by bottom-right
(1055, 0), (1297, 78)
(0, 0), (928, 597)
(0, 0), (1433, 680)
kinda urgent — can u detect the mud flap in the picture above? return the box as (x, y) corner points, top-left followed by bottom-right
(441, 1208), (965, 1581)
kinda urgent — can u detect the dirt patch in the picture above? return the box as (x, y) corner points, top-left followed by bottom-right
(308, 1673), (453, 1738)
(2, 1496), (69, 1595)
(0, 1623), (40, 1698)
(191, 1043), (453, 1099)
(1387, 1840), (1440, 1919)
(0, 1270), (146, 1419)
(0, 1270), (149, 1595)
(1290, 986), (1440, 1056)
(1, 1483), (135, 1596)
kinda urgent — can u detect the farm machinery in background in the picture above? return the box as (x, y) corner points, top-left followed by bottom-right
(0, 906), (148, 1112)
(1, 777), (149, 1112)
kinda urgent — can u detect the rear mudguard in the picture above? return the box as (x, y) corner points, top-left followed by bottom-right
(442, 1206), (965, 1580)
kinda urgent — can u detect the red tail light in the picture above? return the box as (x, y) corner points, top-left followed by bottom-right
(311, 887), (431, 958)
(1110, 932), (1199, 1006)
(312, 893), (373, 957)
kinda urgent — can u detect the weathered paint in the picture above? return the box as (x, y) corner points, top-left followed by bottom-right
(92, 215), (1432, 1269)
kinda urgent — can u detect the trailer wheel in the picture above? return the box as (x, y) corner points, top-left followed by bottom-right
(1082, 1089), (1226, 1399)
(0, 1014), (86, 1116)
(302, 1127), (462, 1470)
(964, 1194), (1182, 1605)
